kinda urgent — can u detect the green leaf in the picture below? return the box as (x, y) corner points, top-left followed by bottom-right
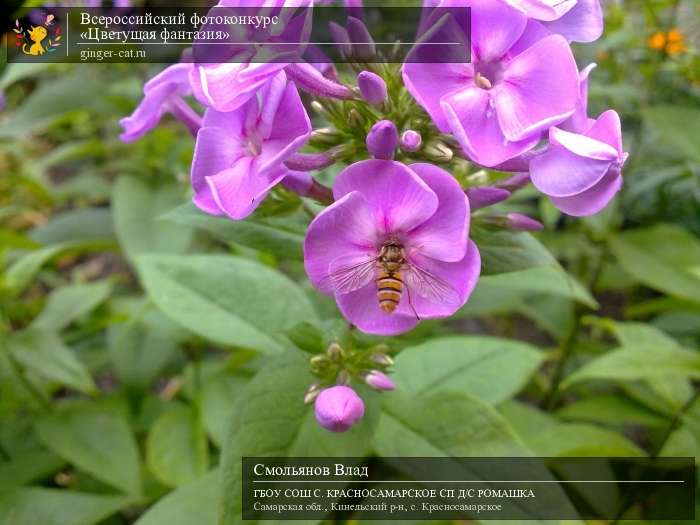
(8, 329), (96, 395)
(163, 202), (306, 259)
(562, 345), (700, 388)
(134, 470), (219, 525)
(607, 224), (700, 303)
(34, 401), (142, 495)
(31, 281), (112, 332)
(29, 208), (115, 245)
(112, 177), (192, 263)
(642, 106), (700, 163)
(107, 299), (182, 391)
(471, 229), (556, 276)
(0, 71), (111, 137)
(220, 351), (378, 525)
(0, 488), (134, 525)
(137, 254), (318, 353)
(392, 336), (544, 404)
(3, 241), (107, 297)
(201, 372), (247, 447)
(146, 406), (209, 488)
(0, 448), (65, 493)
(523, 423), (645, 457)
(472, 266), (597, 308)
(555, 395), (668, 428)
(373, 391), (529, 457)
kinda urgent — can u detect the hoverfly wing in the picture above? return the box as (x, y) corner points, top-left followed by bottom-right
(403, 262), (461, 307)
(321, 256), (377, 295)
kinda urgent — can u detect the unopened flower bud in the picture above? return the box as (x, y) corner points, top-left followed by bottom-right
(357, 71), (387, 105)
(327, 342), (344, 361)
(347, 17), (376, 60)
(309, 354), (329, 372)
(424, 141), (453, 163)
(310, 127), (340, 146)
(304, 382), (321, 404)
(310, 100), (326, 115)
(348, 108), (365, 128)
(497, 172), (530, 191)
(370, 353), (394, 367)
(314, 386), (365, 433)
(400, 130), (422, 152)
(466, 187), (511, 210)
(364, 370), (396, 391)
(336, 370), (350, 385)
(505, 213), (544, 232)
(366, 120), (398, 160)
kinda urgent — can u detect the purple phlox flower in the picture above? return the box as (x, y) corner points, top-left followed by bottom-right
(304, 160), (481, 336)
(357, 71), (387, 105)
(191, 71), (311, 219)
(314, 385), (365, 433)
(364, 370), (396, 391)
(530, 110), (626, 217)
(119, 63), (195, 143)
(529, 63), (626, 216)
(505, 0), (604, 43)
(189, 0), (313, 113)
(404, 0), (579, 167)
(366, 120), (399, 160)
(400, 130), (422, 152)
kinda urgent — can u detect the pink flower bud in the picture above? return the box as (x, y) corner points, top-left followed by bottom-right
(400, 130), (422, 152)
(357, 71), (387, 105)
(366, 120), (398, 160)
(466, 187), (511, 209)
(364, 371), (396, 391)
(314, 385), (365, 433)
(506, 213), (544, 232)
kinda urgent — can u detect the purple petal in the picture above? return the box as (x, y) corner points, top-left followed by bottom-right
(191, 126), (245, 215)
(336, 282), (419, 336)
(471, 0), (528, 62)
(333, 160), (439, 235)
(504, 0), (577, 22)
(406, 163), (470, 263)
(530, 143), (613, 198)
(495, 35), (579, 141)
(257, 80), (312, 174)
(304, 192), (377, 294)
(546, 0), (603, 43)
(119, 63), (191, 142)
(442, 88), (540, 167)
(206, 158), (287, 220)
(550, 167), (622, 216)
(402, 62), (472, 132)
(190, 62), (285, 112)
(550, 126), (619, 161)
(406, 240), (481, 318)
(585, 110), (624, 159)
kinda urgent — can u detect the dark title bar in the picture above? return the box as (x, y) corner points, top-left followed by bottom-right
(5, 6), (471, 64)
(242, 457), (695, 520)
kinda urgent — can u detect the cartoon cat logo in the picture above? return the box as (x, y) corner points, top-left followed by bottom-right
(13, 14), (62, 56)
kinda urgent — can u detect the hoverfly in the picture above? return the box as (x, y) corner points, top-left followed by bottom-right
(324, 240), (460, 318)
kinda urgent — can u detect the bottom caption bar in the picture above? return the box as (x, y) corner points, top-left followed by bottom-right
(242, 457), (695, 520)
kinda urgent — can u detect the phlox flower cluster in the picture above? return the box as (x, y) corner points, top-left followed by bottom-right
(121, 0), (621, 432)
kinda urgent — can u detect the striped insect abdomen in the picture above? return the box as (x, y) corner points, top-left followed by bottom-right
(377, 270), (403, 313)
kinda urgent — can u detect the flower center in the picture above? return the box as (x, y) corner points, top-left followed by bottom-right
(474, 61), (503, 90)
(475, 72), (492, 90)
